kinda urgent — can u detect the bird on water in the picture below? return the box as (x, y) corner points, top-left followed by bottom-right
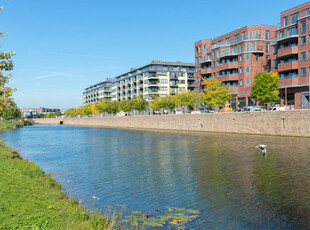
(256, 144), (267, 157)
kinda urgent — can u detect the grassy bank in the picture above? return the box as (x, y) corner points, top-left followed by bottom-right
(0, 120), (33, 130)
(0, 141), (110, 229)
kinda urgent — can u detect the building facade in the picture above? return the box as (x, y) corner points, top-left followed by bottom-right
(19, 107), (61, 117)
(271, 2), (310, 109)
(83, 78), (112, 104)
(111, 60), (195, 102)
(195, 25), (277, 108)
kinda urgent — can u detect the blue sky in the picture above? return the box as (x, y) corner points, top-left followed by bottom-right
(0, 0), (307, 110)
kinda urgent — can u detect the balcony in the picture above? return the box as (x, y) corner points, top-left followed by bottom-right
(278, 62), (299, 72)
(200, 68), (212, 75)
(200, 58), (212, 64)
(170, 82), (178, 87)
(219, 75), (239, 82)
(220, 62), (239, 71)
(278, 46), (298, 57)
(148, 81), (159, 86)
(276, 29), (298, 42)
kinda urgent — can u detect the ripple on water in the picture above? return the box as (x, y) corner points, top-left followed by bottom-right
(0, 125), (309, 229)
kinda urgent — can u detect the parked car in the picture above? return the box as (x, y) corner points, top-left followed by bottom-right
(191, 111), (201, 114)
(241, 106), (262, 112)
(233, 108), (241, 112)
(268, 106), (286, 111)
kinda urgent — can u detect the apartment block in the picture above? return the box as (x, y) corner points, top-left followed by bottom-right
(83, 78), (112, 104)
(111, 60), (195, 102)
(271, 2), (310, 109)
(195, 25), (277, 108)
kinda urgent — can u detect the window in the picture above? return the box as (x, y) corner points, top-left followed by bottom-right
(240, 79), (243, 86)
(301, 36), (306, 46)
(301, 20), (306, 34)
(290, 13), (298, 24)
(307, 8), (310, 16)
(239, 55), (243, 62)
(273, 60), (277, 68)
(198, 46), (201, 54)
(301, 68), (306, 77)
(246, 78), (250, 86)
(212, 51), (215, 59)
(203, 45), (206, 53)
(203, 56), (206, 61)
(226, 37), (231, 45)
(213, 61), (215, 68)
(256, 55), (260, 61)
(246, 43), (250, 51)
(266, 30), (270, 40)
(216, 50), (219, 58)
(301, 52), (306, 62)
(179, 80), (185, 84)
(255, 30), (259, 39)
(242, 32), (246, 40)
(240, 67), (243, 74)
(195, 57), (198, 65)
(246, 67), (250, 73)
(246, 54), (250, 61)
(266, 55), (270, 60)
(266, 43), (270, 52)
(283, 16), (288, 26)
(252, 42), (256, 51)
(249, 31), (253, 39)
(273, 45), (277, 54)
(239, 45), (243, 52)
(235, 34), (240, 43)
(217, 60), (219, 66)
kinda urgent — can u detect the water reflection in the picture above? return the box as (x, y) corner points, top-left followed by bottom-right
(0, 125), (309, 229)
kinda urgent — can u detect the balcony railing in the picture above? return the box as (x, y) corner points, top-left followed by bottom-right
(278, 59), (298, 65)
(276, 28), (298, 41)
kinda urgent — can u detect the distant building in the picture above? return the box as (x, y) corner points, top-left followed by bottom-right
(19, 107), (61, 117)
(111, 60), (195, 102)
(83, 78), (112, 104)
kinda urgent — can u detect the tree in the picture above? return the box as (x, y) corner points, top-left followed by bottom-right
(189, 91), (204, 111)
(0, 6), (17, 119)
(119, 100), (133, 113)
(149, 97), (162, 112)
(106, 100), (120, 115)
(251, 71), (280, 106)
(175, 91), (194, 113)
(2, 101), (21, 120)
(162, 95), (177, 111)
(202, 78), (229, 107)
(132, 95), (148, 112)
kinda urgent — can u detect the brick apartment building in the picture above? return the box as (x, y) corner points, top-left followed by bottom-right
(271, 2), (310, 109)
(195, 25), (277, 108)
(195, 2), (310, 109)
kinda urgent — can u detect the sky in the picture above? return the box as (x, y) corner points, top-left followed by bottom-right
(0, 0), (307, 111)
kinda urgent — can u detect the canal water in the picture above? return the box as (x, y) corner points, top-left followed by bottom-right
(1, 125), (309, 229)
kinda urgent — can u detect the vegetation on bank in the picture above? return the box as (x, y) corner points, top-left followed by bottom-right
(65, 78), (232, 116)
(0, 141), (110, 229)
(0, 119), (33, 130)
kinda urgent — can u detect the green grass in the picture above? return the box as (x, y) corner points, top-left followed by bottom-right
(0, 120), (34, 130)
(0, 141), (110, 229)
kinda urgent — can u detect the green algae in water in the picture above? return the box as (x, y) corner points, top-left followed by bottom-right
(122, 207), (200, 228)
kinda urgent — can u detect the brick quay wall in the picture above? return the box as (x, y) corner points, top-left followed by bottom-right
(33, 110), (310, 137)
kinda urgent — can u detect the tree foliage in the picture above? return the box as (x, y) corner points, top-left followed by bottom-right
(132, 95), (148, 112)
(202, 78), (229, 107)
(251, 71), (280, 105)
(0, 6), (17, 118)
